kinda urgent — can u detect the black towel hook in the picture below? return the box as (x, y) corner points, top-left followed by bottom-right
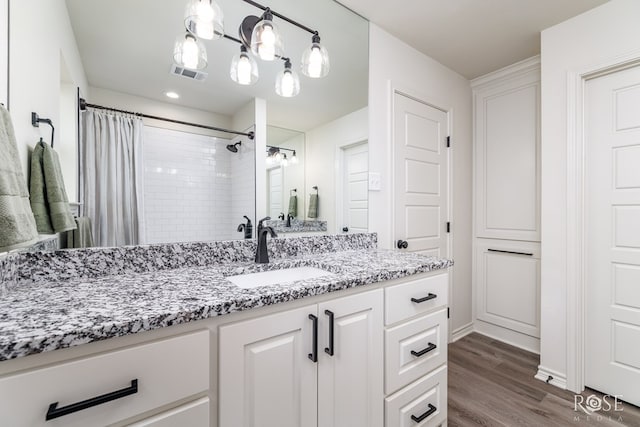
(31, 112), (55, 148)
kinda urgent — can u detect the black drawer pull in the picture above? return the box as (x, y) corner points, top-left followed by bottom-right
(411, 403), (437, 423)
(46, 379), (138, 421)
(324, 310), (334, 356)
(308, 314), (318, 363)
(487, 249), (533, 257)
(411, 342), (437, 357)
(411, 293), (437, 304)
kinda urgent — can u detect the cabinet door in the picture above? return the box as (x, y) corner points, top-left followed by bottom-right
(219, 305), (318, 427)
(317, 290), (383, 427)
(475, 240), (540, 337)
(474, 68), (540, 241)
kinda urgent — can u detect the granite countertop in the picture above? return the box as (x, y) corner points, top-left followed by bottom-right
(264, 218), (327, 233)
(0, 249), (451, 361)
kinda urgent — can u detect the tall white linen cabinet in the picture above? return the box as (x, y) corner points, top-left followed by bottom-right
(471, 57), (541, 352)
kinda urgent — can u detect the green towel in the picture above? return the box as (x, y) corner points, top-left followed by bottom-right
(29, 140), (76, 234)
(66, 217), (94, 248)
(288, 195), (298, 217)
(0, 105), (39, 252)
(308, 194), (319, 219)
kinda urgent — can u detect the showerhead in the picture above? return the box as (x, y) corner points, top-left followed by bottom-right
(226, 142), (241, 153)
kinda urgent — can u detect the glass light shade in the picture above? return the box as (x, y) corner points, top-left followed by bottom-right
(276, 63), (300, 98)
(173, 33), (207, 70)
(301, 38), (330, 78)
(250, 15), (284, 61)
(230, 47), (258, 85)
(184, 0), (224, 40)
(281, 154), (289, 167)
(290, 151), (299, 164)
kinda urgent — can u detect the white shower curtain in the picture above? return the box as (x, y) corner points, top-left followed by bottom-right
(80, 109), (146, 247)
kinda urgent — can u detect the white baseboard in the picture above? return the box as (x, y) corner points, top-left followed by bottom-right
(451, 322), (474, 342)
(535, 366), (567, 389)
(473, 320), (540, 354)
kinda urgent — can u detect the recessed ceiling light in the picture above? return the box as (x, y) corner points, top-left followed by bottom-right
(165, 91), (180, 99)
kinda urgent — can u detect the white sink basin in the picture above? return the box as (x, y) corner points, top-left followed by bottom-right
(226, 267), (334, 289)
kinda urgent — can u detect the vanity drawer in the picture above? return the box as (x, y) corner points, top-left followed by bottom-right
(385, 365), (447, 427)
(127, 397), (210, 427)
(385, 309), (447, 394)
(385, 273), (448, 325)
(0, 330), (209, 427)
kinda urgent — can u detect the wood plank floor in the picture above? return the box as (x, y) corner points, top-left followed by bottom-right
(448, 333), (640, 427)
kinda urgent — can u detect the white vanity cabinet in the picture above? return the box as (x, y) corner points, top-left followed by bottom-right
(219, 289), (384, 427)
(383, 273), (448, 427)
(0, 330), (210, 427)
(471, 56), (541, 352)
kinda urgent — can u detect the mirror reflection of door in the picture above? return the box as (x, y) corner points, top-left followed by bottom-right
(341, 142), (368, 233)
(267, 167), (283, 219)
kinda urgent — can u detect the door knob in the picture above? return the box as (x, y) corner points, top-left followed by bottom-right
(342, 227), (349, 232)
(397, 240), (408, 249)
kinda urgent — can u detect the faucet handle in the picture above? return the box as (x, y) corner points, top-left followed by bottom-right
(258, 217), (271, 229)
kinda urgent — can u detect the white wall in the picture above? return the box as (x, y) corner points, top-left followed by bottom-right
(89, 87), (231, 137)
(9, 0), (88, 182)
(540, 0), (640, 390)
(368, 24), (473, 336)
(305, 107), (368, 232)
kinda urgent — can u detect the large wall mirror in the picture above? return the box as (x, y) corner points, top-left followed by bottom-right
(7, 0), (368, 250)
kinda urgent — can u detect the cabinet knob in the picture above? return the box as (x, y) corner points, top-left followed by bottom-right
(342, 227), (349, 233)
(396, 239), (408, 249)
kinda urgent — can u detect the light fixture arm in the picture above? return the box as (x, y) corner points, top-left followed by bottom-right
(241, 0), (318, 36)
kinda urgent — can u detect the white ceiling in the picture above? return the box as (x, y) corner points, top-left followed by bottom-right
(65, 0), (368, 131)
(337, 0), (608, 79)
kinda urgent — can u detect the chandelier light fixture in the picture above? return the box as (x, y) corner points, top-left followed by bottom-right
(173, 0), (330, 97)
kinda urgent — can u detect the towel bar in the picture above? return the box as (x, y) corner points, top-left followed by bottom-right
(31, 112), (55, 148)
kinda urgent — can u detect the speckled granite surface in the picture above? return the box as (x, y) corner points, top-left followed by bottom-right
(264, 219), (328, 233)
(0, 233), (376, 293)
(0, 234), (453, 361)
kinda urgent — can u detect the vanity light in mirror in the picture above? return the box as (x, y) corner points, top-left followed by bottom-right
(173, 32), (207, 70)
(290, 151), (299, 164)
(301, 34), (330, 78)
(276, 59), (300, 97)
(184, 0), (224, 40)
(250, 10), (284, 61)
(230, 46), (259, 85)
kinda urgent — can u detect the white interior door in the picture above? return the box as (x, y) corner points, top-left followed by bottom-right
(341, 143), (368, 233)
(268, 167), (283, 219)
(585, 64), (640, 406)
(393, 93), (449, 256)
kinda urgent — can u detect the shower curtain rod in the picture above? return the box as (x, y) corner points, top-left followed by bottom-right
(78, 98), (255, 140)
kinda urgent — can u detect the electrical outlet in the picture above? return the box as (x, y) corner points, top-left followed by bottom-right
(368, 172), (381, 191)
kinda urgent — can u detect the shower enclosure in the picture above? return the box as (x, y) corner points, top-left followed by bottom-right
(142, 126), (255, 244)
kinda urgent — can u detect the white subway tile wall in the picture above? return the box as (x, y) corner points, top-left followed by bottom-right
(143, 126), (255, 244)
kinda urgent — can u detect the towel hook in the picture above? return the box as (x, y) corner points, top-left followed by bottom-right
(312, 186), (318, 195)
(32, 112), (55, 148)
(290, 188), (297, 196)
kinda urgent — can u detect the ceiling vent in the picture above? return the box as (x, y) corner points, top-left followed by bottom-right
(170, 64), (208, 81)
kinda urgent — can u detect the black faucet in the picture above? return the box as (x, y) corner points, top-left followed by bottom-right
(255, 217), (277, 263)
(237, 216), (253, 239)
(278, 212), (285, 220)
(286, 213), (293, 227)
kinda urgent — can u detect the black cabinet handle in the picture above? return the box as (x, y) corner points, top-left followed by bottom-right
(308, 314), (318, 363)
(488, 249), (533, 257)
(411, 342), (437, 357)
(324, 310), (334, 356)
(411, 293), (437, 304)
(411, 403), (437, 423)
(397, 239), (408, 249)
(46, 379), (138, 421)
(342, 227), (349, 232)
